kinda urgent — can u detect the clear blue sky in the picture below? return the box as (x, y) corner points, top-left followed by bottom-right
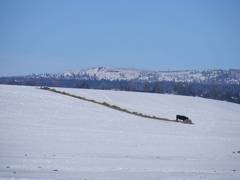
(0, 0), (240, 76)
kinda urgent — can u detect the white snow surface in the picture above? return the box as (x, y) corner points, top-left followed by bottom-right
(0, 85), (240, 180)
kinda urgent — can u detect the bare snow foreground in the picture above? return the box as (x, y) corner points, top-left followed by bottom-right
(0, 85), (240, 180)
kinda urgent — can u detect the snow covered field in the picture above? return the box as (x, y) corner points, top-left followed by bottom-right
(0, 85), (240, 179)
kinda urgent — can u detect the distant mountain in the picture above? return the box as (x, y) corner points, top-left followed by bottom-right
(25, 67), (240, 84)
(1, 67), (240, 104)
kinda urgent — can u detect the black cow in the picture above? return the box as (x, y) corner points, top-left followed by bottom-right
(176, 115), (189, 122)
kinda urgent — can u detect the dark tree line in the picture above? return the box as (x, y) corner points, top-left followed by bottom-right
(0, 76), (240, 104)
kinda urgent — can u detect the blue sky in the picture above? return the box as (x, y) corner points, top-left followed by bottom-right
(0, 0), (240, 76)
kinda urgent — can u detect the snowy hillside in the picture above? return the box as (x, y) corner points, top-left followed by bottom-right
(30, 67), (240, 84)
(0, 85), (240, 179)
(1, 67), (240, 104)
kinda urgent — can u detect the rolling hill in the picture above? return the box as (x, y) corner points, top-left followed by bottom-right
(0, 85), (240, 179)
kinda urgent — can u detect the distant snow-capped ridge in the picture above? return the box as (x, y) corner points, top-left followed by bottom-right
(34, 67), (240, 84)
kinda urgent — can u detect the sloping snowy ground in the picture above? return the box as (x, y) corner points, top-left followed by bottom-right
(0, 85), (240, 180)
